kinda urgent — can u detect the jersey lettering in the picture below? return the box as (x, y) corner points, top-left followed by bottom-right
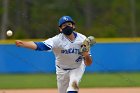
(61, 48), (80, 54)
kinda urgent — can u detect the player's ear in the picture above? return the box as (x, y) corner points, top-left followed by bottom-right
(72, 25), (76, 31)
(58, 27), (62, 33)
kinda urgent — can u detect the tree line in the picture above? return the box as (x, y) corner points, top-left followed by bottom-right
(0, 0), (140, 39)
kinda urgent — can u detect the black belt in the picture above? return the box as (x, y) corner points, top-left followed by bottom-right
(57, 65), (76, 70)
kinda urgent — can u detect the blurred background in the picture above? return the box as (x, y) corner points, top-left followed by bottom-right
(0, 0), (140, 39)
(0, 0), (140, 89)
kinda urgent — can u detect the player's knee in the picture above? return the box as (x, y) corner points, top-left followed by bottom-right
(67, 91), (78, 93)
(72, 81), (79, 90)
(67, 81), (79, 92)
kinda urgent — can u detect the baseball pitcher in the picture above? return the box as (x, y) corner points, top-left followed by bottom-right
(15, 16), (95, 93)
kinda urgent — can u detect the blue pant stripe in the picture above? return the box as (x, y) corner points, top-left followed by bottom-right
(67, 91), (78, 93)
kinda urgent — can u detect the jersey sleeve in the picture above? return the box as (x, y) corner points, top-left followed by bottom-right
(34, 42), (51, 51)
(42, 36), (57, 50)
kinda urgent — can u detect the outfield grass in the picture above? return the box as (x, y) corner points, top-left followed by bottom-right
(0, 73), (140, 89)
(81, 72), (140, 88)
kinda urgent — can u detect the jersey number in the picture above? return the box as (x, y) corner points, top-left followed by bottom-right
(75, 56), (83, 62)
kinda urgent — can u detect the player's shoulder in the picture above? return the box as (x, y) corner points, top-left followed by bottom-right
(47, 33), (64, 44)
(43, 33), (61, 42)
(75, 32), (87, 40)
(43, 33), (62, 46)
(48, 33), (62, 40)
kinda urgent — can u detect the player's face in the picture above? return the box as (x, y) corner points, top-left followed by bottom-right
(61, 22), (73, 29)
(59, 22), (74, 32)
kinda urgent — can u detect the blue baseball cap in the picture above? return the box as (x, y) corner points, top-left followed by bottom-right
(58, 16), (75, 27)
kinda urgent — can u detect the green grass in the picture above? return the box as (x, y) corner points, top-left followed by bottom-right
(80, 72), (140, 88)
(0, 73), (140, 89)
(0, 74), (57, 89)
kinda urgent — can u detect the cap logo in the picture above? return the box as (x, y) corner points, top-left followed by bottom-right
(63, 17), (68, 21)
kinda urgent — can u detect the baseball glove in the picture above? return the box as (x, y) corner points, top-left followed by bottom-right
(80, 36), (96, 53)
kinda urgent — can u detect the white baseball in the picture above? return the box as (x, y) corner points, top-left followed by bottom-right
(6, 30), (13, 36)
